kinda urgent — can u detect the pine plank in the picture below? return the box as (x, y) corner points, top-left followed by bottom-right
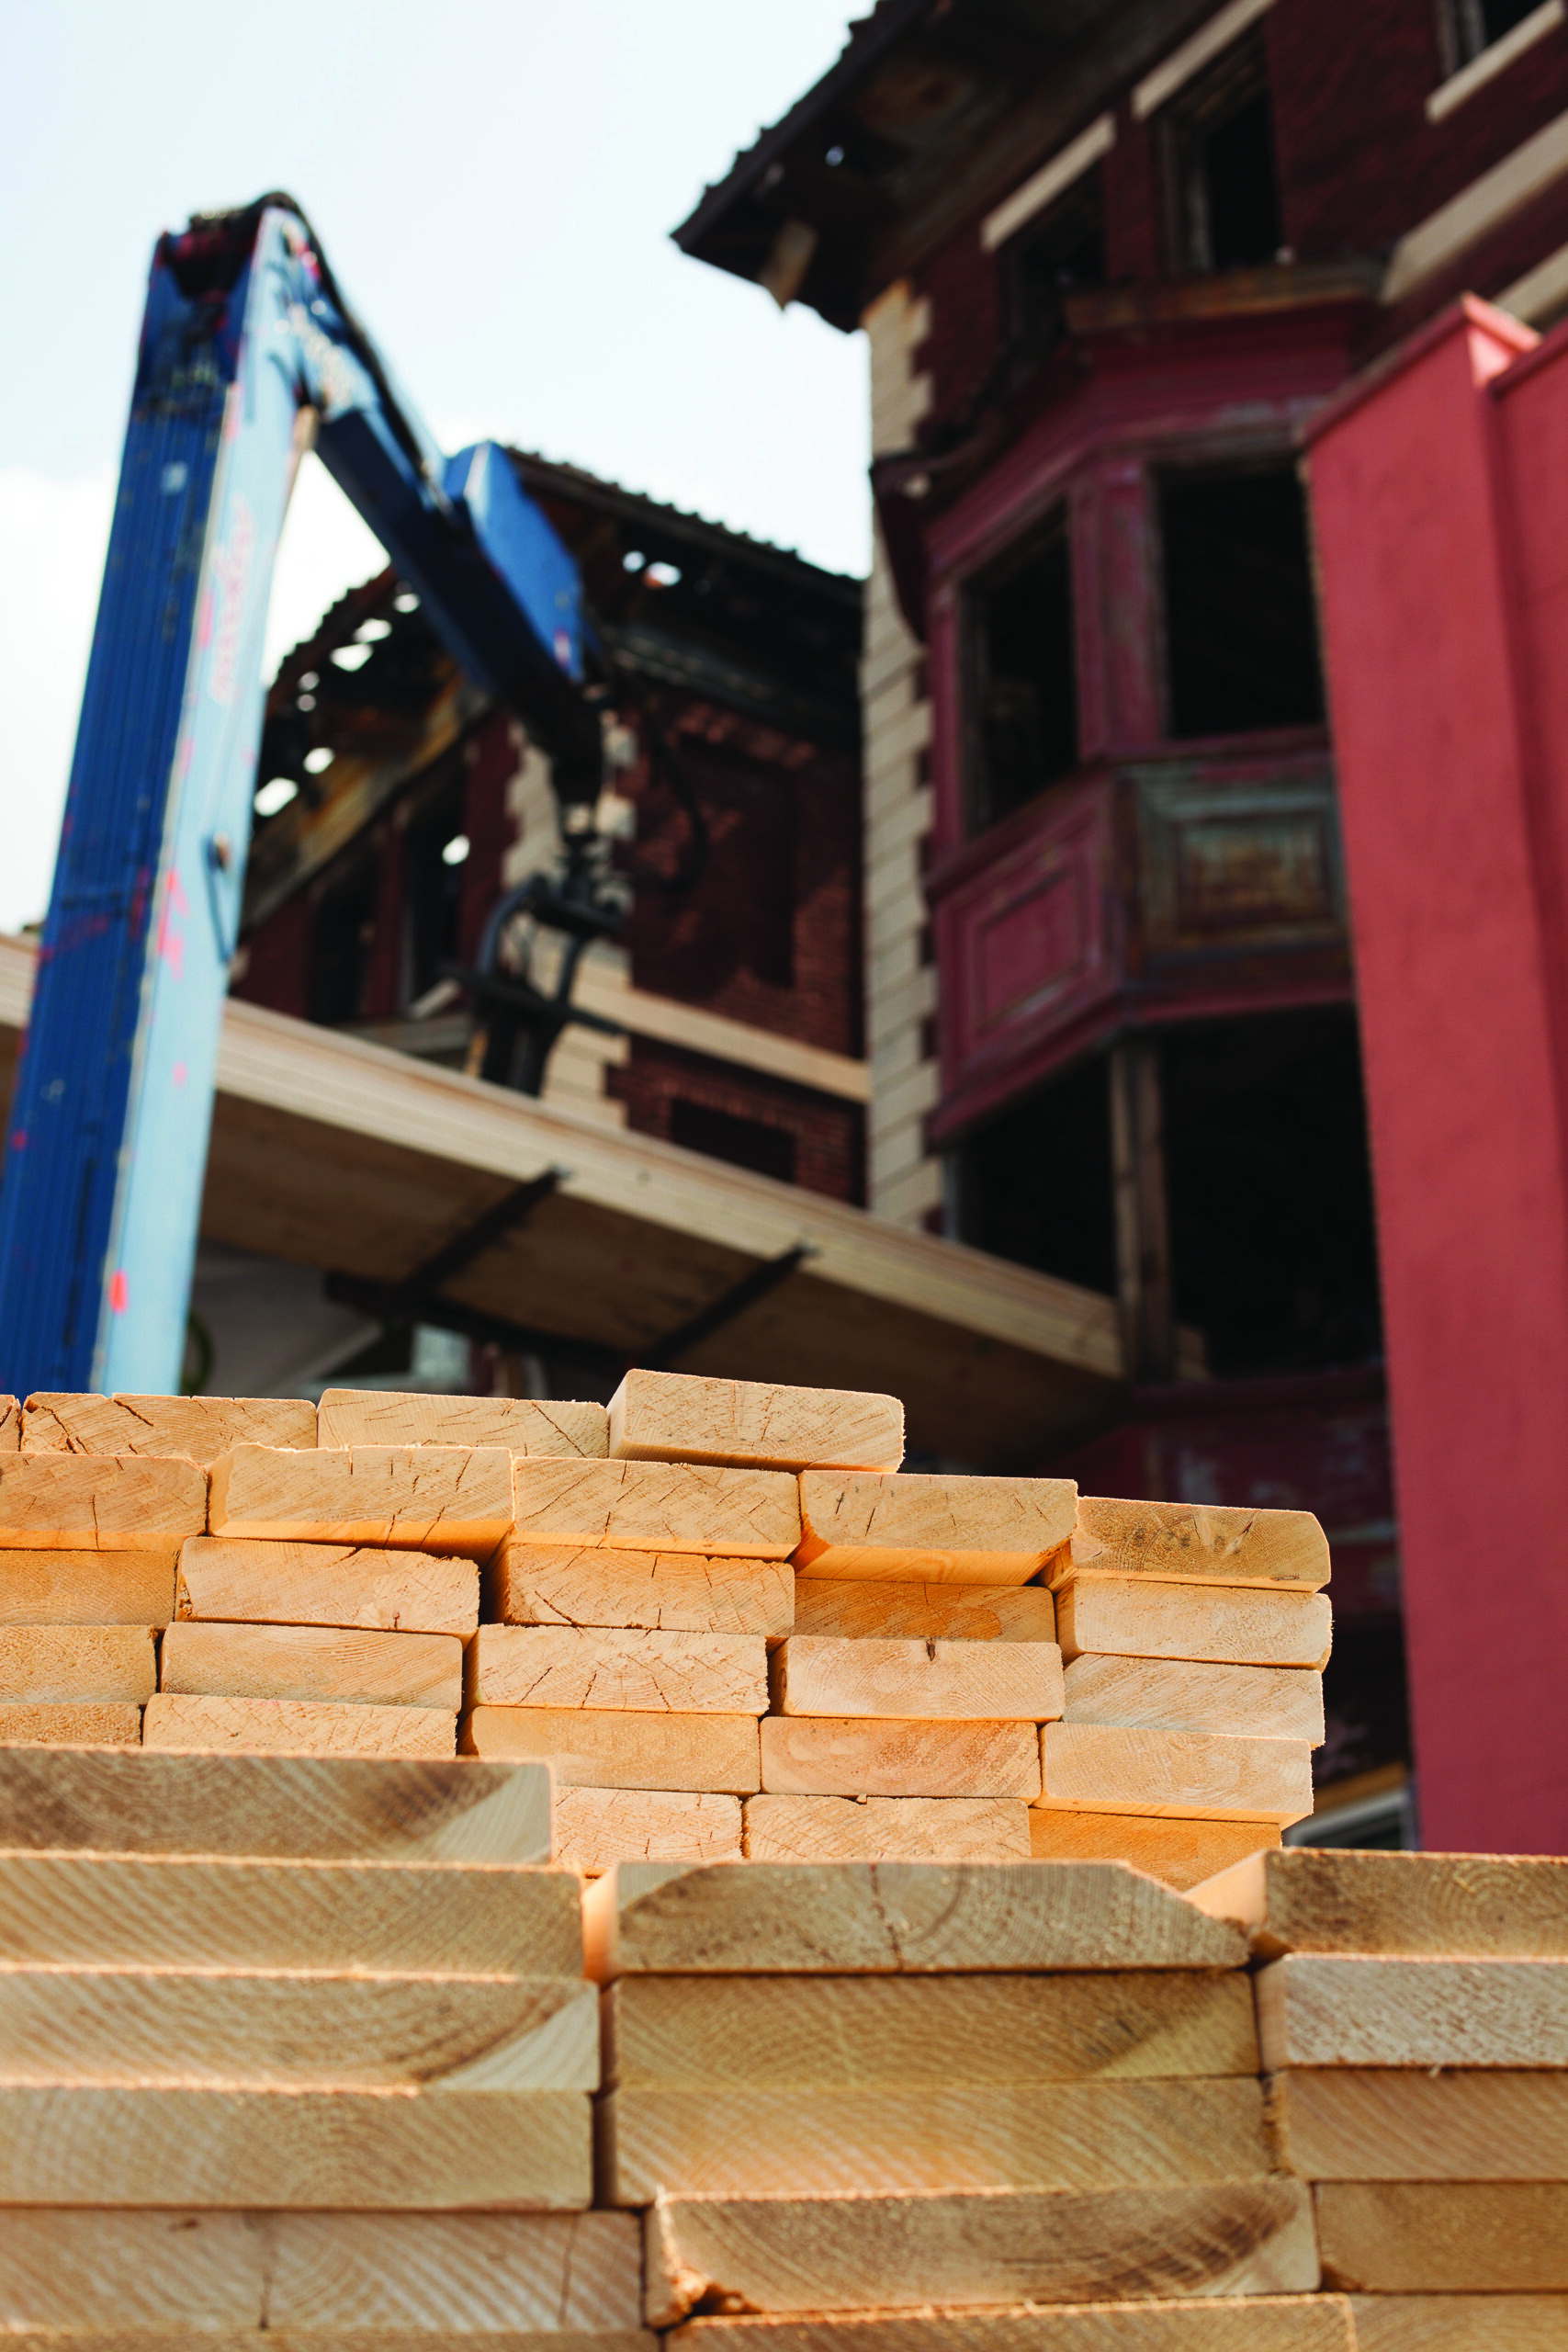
(1040, 1724), (1314, 1823)
(464, 1705), (761, 1792)
(1314, 2182), (1568, 2291)
(160, 1620), (463, 1708)
(0, 1549), (175, 1625)
(795, 1472), (1076, 1583)
(468, 1624), (768, 1713)
(0, 1744), (550, 1858)
(1056, 1582), (1332, 1668)
(668, 2302), (1356, 2352)
(1063, 1500), (1330, 1592)
(208, 1444), (513, 1555)
(143, 1691), (457, 1757)
(0, 2331), (651, 2352)
(792, 1578), (1055, 1643)
(1029, 1810), (1280, 1890)
(1063, 1656), (1324, 1743)
(319, 1389), (608, 1455)
(601, 2076), (1271, 2203)
(0, 1700), (141, 1745)
(512, 1459), (799, 1557)
(1278, 2067), (1568, 2178)
(0, 1849), (582, 1970)
(608, 1371), (903, 1473)
(177, 1535), (479, 1634)
(555, 1787), (742, 1873)
(490, 1543), (793, 1635)
(0, 1398), (15, 1452)
(1190, 1847), (1568, 1958)
(1257, 1953), (1568, 2067)
(0, 1453), (207, 1550)
(0, 1623), (155, 1702)
(0, 2083), (591, 2207)
(22, 1394), (315, 1462)
(761, 1715), (1041, 1799)
(744, 1792), (1031, 1862)
(0, 2206), (644, 2333)
(581, 1859), (1247, 1979)
(603, 1972), (1258, 2087)
(772, 1634), (1063, 1721)
(0, 1965), (598, 2088)
(1349, 2295), (1568, 2350)
(645, 2182), (1320, 2324)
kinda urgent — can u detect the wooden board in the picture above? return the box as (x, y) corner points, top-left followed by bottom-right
(581, 1859), (1247, 1980)
(0, 1743), (551, 1860)
(0, 1965), (598, 2089)
(490, 1544), (793, 1636)
(599, 2077), (1271, 2203)
(0, 1548), (175, 1625)
(761, 1716), (1041, 1800)
(0, 2326), (651, 2352)
(1028, 1811), (1280, 1890)
(465, 1706), (761, 1792)
(1062, 1657), (1325, 1744)
(1278, 2067), (1568, 2178)
(178, 1536), (479, 1635)
(644, 2181), (1320, 2324)
(468, 1624), (769, 1714)
(1314, 2182), (1568, 2290)
(319, 1389), (608, 1456)
(1063, 1500), (1330, 1592)
(0, 2206), (645, 2334)
(772, 1634), (1062, 1722)
(0, 1700), (141, 1745)
(608, 1371), (903, 1473)
(0, 1397), (15, 1452)
(0, 1849), (583, 1972)
(143, 1691), (457, 1757)
(1256, 1953), (1568, 2067)
(512, 1460), (799, 1559)
(792, 1579), (1055, 1643)
(21, 1394), (315, 1462)
(0, 1453), (207, 1550)
(795, 1473), (1076, 1584)
(0, 2083), (592, 2208)
(554, 1787), (742, 1873)
(208, 1444), (513, 1555)
(743, 1794), (1034, 1863)
(666, 2302), (1357, 2352)
(1349, 2295), (1568, 2351)
(1190, 1847), (1568, 1958)
(0, 1623), (156, 1702)
(160, 1621), (464, 1709)
(1040, 1724), (1314, 1824)
(603, 1972), (1258, 2087)
(1056, 1582), (1333, 1670)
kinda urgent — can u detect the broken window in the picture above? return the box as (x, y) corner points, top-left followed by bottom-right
(1157, 461), (1325, 737)
(1168, 38), (1283, 274)
(1007, 171), (1107, 345)
(669, 1099), (796, 1183)
(966, 511), (1078, 833)
(954, 1052), (1117, 1292)
(1444, 0), (1544, 65)
(308, 863), (378, 1026)
(402, 784), (468, 1007)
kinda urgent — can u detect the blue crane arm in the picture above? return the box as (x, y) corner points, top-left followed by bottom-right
(0, 196), (596, 1398)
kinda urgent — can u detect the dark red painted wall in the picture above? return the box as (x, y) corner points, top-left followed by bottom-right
(605, 1035), (864, 1205)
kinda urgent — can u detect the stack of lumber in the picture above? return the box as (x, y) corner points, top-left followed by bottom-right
(0, 1741), (653, 2352)
(1195, 1843), (1568, 2348)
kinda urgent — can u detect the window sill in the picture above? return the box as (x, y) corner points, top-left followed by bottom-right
(1426, 0), (1564, 124)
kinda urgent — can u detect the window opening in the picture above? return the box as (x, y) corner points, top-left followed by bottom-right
(308, 864), (378, 1026)
(669, 1099), (796, 1183)
(1158, 461), (1325, 737)
(1446, 0), (1545, 64)
(403, 784), (468, 1007)
(955, 1053), (1116, 1292)
(1007, 171), (1107, 345)
(1168, 38), (1282, 273)
(967, 510), (1078, 834)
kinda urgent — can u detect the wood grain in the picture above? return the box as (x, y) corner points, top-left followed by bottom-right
(0, 1453), (207, 1550)
(1257, 1953), (1568, 2067)
(468, 1624), (768, 1714)
(1028, 1810), (1280, 1890)
(581, 1859), (1247, 1980)
(761, 1715), (1041, 1800)
(178, 1536), (479, 1634)
(666, 2301), (1356, 2352)
(1040, 1724), (1314, 1823)
(0, 1548), (175, 1625)
(1064, 1499), (1330, 1591)
(1278, 2067), (1568, 2178)
(795, 1472), (1076, 1583)
(608, 1371), (903, 1472)
(1348, 2294), (1568, 2350)
(1056, 1582), (1332, 1669)
(792, 1578), (1055, 1643)
(1063, 1656), (1325, 1744)
(143, 1691), (457, 1757)
(208, 1445), (513, 1555)
(22, 1394), (315, 1463)
(491, 1544), (793, 1635)
(160, 1620), (464, 1709)
(553, 1787), (742, 1873)
(743, 1794), (1032, 1863)
(0, 1623), (155, 1701)
(1190, 1847), (1568, 1958)
(465, 1705), (761, 1792)
(772, 1634), (1063, 1722)
(318, 1389), (608, 1455)
(513, 1460), (799, 1558)
(0, 1700), (141, 1745)
(644, 2182), (1320, 2324)
(0, 1397), (15, 1453)
(1315, 2182), (1568, 2290)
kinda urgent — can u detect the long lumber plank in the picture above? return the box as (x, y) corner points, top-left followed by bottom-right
(160, 1620), (463, 1709)
(0, 1701), (141, 1745)
(555, 1788), (743, 1873)
(0, 1624), (155, 1701)
(1348, 2296), (1568, 2350)
(468, 1623), (769, 1713)
(464, 1705), (761, 1792)
(512, 1460), (799, 1557)
(760, 1714), (1041, 1799)
(795, 1472), (1075, 1583)
(177, 1535), (479, 1634)
(1190, 1847), (1568, 1957)
(743, 1792), (1031, 1862)
(1028, 1811), (1279, 1888)
(1314, 2182), (1568, 2290)
(1062, 1500), (1329, 1591)
(1056, 1581), (1332, 1669)
(22, 1394), (315, 1461)
(209, 1445), (513, 1554)
(0, 1549), (175, 1625)
(772, 1634), (1063, 1721)
(0, 1453), (207, 1550)
(1040, 1724), (1314, 1823)
(666, 2302), (1355, 2352)
(1257, 1953), (1568, 2066)
(1278, 2067), (1568, 2177)
(792, 1578), (1055, 1642)
(491, 1543), (793, 1634)
(1062, 1657), (1324, 1744)
(609, 1370), (903, 1472)
(319, 1389), (608, 1454)
(143, 1691), (457, 1757)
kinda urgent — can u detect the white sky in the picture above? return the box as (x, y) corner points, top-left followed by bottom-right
(0, 1), (868, 933)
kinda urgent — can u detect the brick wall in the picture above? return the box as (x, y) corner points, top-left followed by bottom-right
(605, 1035), (864, 1205)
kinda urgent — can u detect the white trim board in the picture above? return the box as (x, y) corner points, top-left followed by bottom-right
(1384, 103), (1568, 302)
(981, 114), (1116, 252)
(1427, 0), (1563, 123)
(1133, 0), (1277, 119)
(1499, 237), (1568, 322)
